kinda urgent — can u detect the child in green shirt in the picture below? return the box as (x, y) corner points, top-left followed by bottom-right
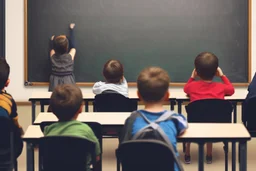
(44, 84), (101, 170)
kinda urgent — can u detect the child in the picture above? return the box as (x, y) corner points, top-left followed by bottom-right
(92, 59), (128, 97)
(44, 84), (101, 170)
(49, 23), (76, 92)
(0, 58), (23, 158)
(120, 67), (188, 171)
(242, 73), (256, 125)
(184, 52), (234, 164)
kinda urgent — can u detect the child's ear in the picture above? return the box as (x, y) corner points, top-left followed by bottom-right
(77, 105), (83, 114)
(164, 91), (170, 101)
(5, 79), (10, 87)
(137, 90), (142, 100)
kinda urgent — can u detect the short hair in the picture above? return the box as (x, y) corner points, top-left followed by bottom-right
(0, 58), (10, 90)
(53, 35), (69, 55)
(194, 52), (219, 80)
(50, 84), (83, 121)
(103, 60), (124, 83)
(137, 67), (170, 102)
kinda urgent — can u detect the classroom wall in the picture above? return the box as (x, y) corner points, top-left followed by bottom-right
(5, 0), (256, 101)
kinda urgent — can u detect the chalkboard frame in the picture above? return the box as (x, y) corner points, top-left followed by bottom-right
(0, 0), (5, 58)
(24, 0), (252, 87)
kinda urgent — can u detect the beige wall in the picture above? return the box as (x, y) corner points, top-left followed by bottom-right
(5, 0), (255, 101)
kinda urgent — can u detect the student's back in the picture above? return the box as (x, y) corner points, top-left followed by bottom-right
(48, 23), (76, 92)
(92, 59), (128, 97)
(121, 67), (187, 171)
(44, 85), (101, 171)
(184, 52), (234, 102)
(0, 58), (23, 159)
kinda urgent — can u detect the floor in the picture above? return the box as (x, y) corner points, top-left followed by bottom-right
(16, 105), (256, 171)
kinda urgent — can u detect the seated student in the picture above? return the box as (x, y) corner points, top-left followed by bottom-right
(0, 58), (23, 159)
(120, 67), (188, 171)
(92, 60), (128, 97)
(242, 73), (256, 125)
(184, 52), (235, 164)
(44, 84), (101, 171)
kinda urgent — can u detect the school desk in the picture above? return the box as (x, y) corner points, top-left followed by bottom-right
(171, 90), (248, 171)
(34, 112), (250, 171)
(29, 92), (176, 123)
(23, 123), (250, 171)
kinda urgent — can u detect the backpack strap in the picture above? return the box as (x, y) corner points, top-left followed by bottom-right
(132, 111), (184, 171)
(156, 126), (184, 171)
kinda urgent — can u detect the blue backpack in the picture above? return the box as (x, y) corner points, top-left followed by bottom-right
(132, 111), (184, 171)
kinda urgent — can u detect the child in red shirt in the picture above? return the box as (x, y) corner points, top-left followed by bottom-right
(184, 52), (234, 164)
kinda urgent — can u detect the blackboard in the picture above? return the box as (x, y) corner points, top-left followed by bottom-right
(0, 0), (5, 57)
(25, 0), (250, 85)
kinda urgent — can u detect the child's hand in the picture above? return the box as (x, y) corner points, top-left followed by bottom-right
(70, 23), (75, 29)
(51, 35), (55, 41)
(191, 69), (197, 78)
(216, 67), (224, 77)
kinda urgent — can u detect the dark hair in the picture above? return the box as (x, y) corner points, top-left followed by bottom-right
(103, 60), (124, 83)
(53, 35), (69, 54)
(50, 84), (83, 121)
(0, 58), (10, 90)
(137, 67), (170, 102)
(194, 52), (219, 80)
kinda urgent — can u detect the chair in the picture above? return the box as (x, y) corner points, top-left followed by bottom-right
(116, 140), (178, 171)
(93, 92), (137, 112)
(242, 97), (256, 136)
(185, 99), (233, 171)
(39, 136), (96, 171)
(40, 121), (103, 171)
(0, 116), (17, 171)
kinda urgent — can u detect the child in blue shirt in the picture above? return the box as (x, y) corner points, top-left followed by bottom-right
(120, 67), (188, 171)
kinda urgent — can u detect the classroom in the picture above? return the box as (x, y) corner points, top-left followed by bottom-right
(1, 0), (256, 171)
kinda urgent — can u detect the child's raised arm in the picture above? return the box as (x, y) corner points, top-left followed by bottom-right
(217, 67), (235, 96)
(49, 35), (55, 57)
(69, 23), (76, 60)
(184, 69), (197, 94)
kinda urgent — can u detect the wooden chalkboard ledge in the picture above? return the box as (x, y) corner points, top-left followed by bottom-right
(23, 82), (249, 87)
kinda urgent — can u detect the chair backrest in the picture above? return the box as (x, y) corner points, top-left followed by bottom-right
(39, 136), (95, 171)
(116, 140), (176, 171)
(94, 92), (137, 112)
(0, 116), (15, 171)
(185, 99), (233, 123)
(40, 121), (102, 171)
(242, 97), (256, 136)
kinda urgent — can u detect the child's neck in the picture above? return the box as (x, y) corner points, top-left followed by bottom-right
(143, 101), (165, 113)
(201, 79), (212, 83)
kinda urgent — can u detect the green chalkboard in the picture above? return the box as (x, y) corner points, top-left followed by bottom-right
(25, 0), (250, 85)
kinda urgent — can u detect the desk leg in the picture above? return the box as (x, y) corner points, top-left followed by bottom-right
(26, 143), (34, 171)
(170, 100), (175, 111)
(177, 100), (182, 114)
(232, 102), (237, 123)
(85, 101), (89, 112)
(198, 143), (204, 171)
(31, 101), (36, 124)
(232, 142), (236, 171)
(40, 102), (44, 112)
(239, 142), (247, 171)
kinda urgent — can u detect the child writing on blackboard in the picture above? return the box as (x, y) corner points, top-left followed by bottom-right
(49, 23), (76, 92)
(92, 60), (128, 97)
(183, 52), (234, 164)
